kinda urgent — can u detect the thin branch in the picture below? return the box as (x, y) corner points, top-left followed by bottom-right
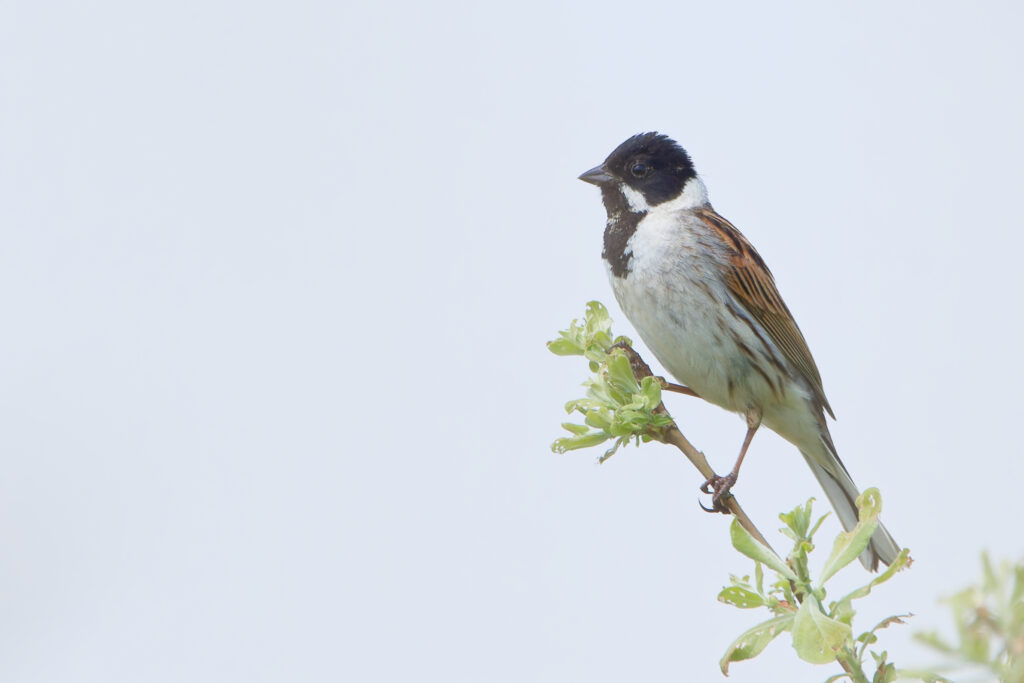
(613, 342), (782, 559)
(656, 424), (777, 552)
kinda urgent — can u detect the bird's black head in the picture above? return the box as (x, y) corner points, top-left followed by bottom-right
(579, 132), (697, 208)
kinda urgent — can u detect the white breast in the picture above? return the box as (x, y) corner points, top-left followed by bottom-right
(605, 178), (831, 468)
(609, 209), (746, 410)
(607, 198), (812, 428)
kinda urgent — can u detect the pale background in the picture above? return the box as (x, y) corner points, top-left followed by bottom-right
(1, 0), (1021, 681)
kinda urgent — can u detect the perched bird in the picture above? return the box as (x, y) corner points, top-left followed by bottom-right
(578, 132), (899, 571)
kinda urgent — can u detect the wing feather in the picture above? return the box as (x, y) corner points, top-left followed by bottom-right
(695, 207), (835, 418)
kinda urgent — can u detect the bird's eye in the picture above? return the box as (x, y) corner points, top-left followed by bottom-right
(630, 162), (650, 178)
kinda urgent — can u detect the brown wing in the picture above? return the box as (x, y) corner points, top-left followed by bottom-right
(695, 207), (835, 419)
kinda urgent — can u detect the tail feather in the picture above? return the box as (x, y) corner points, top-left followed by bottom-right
(800, 450), (900, 571)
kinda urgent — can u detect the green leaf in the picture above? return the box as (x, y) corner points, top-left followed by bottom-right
(546, 337), (583, 356)
(583, 300), (611, 336)
(560, 422), (590, 436)
(787, 538), (813, 586)
(1011, 563), (1024, 605)
(912, 631), (957, 655)
(831, 548), (912, 618)
(638, 376), (660, 404)
(831, 593), (857, 626)
(873, 664), (896, 683)
(980, 551), (997, 592)
(870, 650), (896, 683)
(817, 487), (884, 587)
(718, 586), (766, 609)
(719, 615), (794, 674)
(779, 499), (815, 539)
(598, 439), (627, 463)
(891, 670), (955, 683)
(857, 631), (878, 646)
(551, 432), (609, 453)
(730, 518), (797, 581)
(605, 352), (640, 394)
(564, 398), (595, 414)
(867, 613), (910, 634)
(856, 614), (911, 660)
(856, 487), (883, 519)
(809, 510), (831, 539)
(583, 410), (611, 430)
(792, 597), (852, 664)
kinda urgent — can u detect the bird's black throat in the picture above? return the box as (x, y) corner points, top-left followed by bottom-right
(600, 185), (644, 278)
(603, 213), (644, 278)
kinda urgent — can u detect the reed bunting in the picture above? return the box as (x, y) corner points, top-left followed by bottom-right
(579, 132), (899, 570)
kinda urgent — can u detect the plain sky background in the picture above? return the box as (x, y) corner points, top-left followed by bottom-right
(1, 0), (1023, 680)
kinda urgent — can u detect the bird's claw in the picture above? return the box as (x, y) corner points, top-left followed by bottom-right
(699, 473), (737, 514)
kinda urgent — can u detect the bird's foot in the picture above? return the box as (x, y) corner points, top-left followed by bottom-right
(699, 473), (737, 514)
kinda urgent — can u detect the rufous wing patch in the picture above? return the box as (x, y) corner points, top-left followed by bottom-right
(695, 208), (835, 419)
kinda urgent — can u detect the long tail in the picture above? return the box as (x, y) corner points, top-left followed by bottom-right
(801, 448), (900, 571)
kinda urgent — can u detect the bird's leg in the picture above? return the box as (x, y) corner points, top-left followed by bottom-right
(607, 341), (700, 397)
(700, 406), (763, 513)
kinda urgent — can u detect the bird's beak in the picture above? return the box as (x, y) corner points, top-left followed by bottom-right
(578, 165), (613, 185)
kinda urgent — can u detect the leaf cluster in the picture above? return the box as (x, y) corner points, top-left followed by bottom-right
(547, 301), (935, 681)
(718, 491), (929, 682)
(548, 301), (672, 461)
(915, 553), (1024, 682)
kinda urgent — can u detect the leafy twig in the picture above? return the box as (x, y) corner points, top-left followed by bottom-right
(549, 301), (933, 681)
(915, 553), (1024, 681)
(719, 496), (921, 681)
(548, 301), (779, 556)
